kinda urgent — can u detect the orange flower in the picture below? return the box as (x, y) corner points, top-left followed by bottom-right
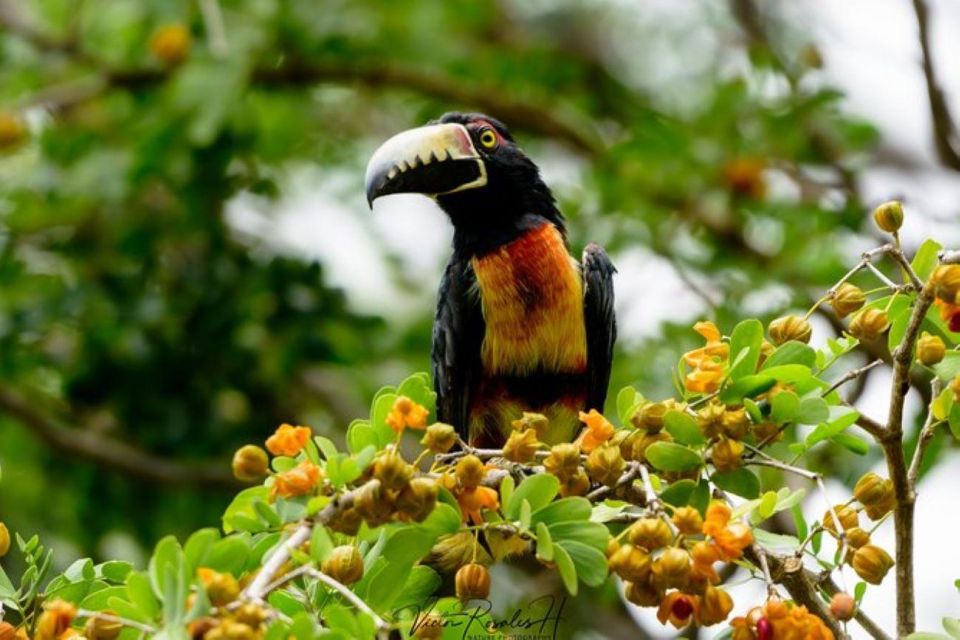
(270, 460), (322, 499)
(386, 396), (430, 434)
(657, 591), (699, 629)
(575, 409), (615, 452)
(702, 501), (752, 561)
(935, 298), (960, 332)
(683, 321), (729, 394)
(731, 598), (834, 640)
(690, 540), (722, 583)
(457, 486), (499, 525)
(265, 423), (312, 456)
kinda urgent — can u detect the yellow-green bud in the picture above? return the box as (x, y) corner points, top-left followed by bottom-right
(831, 283), (866, 319)
(543, 443), (581, 481)
(917, 332), (946, 366)
(455, 455), (486, 490)
(322, 545), (364, 585)
(585, 445), (624, 487)
(396, 478), (438, 523)
(852, 544), (894, 585)
(455, 563), (490, 600)
(420, 423), (457, 453)
(231, 445), (269, 482)
(0, 522), (9, 557)
(849, 308), (889, 341)
(502, 428), (540, 463)
(768, 315), (812, 345)
(872, 200), (904, 233)
(933, 265), (960, 304)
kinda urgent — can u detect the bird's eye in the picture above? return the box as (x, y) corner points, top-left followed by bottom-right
(478, 128), (498, 150)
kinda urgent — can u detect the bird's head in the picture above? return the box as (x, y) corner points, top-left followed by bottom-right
(365, 112), (563, 255)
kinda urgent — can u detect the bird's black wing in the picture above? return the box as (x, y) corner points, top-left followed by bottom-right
(432, 257), (485, 440)
(582, 243), (617, 412)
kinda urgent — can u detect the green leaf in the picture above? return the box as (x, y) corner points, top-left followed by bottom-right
(659, 479), (697, 507)
(506, 474), (559, 519)
(309, 526), (334, 563)
(831, 432), (870, 455)
(499, 474), (515, 512)
(770, 391), (800, 423)
(756, 491), (778, 519)
(645, 442), (702, 472)
(791, 503), (808, 541)
(363, 560), (412, 611)
(796, 396), (829, 425)
(346, 420), (377, 455)
(535, 522), (554, 562)
(222, 486), (271, 534)
(720, 374), (776, 404)
(547, 521), (609, 551)
(391, 566), (442, 611)
(126, 571), (159, 620)
(520, 499), (532, 531)
(183, 529), (220, 573)
(557, 540), (608, 587)
(204, 536), (250, 576)
(752, 528), (799, 550)
(728, 319), (763, 380)
(371, 392), (399, 448)
(531, 497), (592, 526)
(314, 436), (338, 460)
(912, 239), (943, 280)
(664, 411), (706, 446)
(616, 386), (644, 425)
(854, 581), (867, 604)
(934, 353), (960, 383)
(905, 634), (952, 640)
(762, 341), (816, 369)
(888, 308), (911, 353)
(552, 544), (578, 595)
(943, 617), (960, 640)
(711, 468), (760, 499)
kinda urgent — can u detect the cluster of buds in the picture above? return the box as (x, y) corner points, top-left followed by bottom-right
(731, 597), (833, 639)
(817, 472), (896, 585)
(931, 264), (960, 332)
(612, 503), (748, 629)
(435, 454), (499, 525)
(352, 450), (438, 529)
(190, 602), (269, 640)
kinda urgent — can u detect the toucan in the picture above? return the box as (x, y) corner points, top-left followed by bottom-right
(365, 112), (616, 447)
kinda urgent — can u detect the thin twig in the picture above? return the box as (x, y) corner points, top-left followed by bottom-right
(908, 378), (944, 490)
(821, 359), (884, 398)
(76, 609), (157, 634)
(306, 569), (391, 633)
(911, 0), (960, 171)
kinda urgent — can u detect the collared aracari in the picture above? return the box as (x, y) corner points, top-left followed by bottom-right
(365, 112), (616, 447)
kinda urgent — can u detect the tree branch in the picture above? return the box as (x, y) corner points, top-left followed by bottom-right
(0, 386), (239, 488)
(911, 0), (960, 171)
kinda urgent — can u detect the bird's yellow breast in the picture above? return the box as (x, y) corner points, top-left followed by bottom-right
(470, 224), (587, 376)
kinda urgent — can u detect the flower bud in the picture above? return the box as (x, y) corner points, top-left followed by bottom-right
(768, 315), (812, 346)
(710, 438), (744, 472)
(759, 340), (776, 365)
(849, 308), (889, 341)
(199, 569), (239, 607)
(721, 408), (750, 440)
(354, 480), (393, 527)
(0, 112), (27, 152)
(830, 283), (866, 319)
(329, 507), (362, 536)
(916, 332), (946, 366)
(232, 445), (269, 482)
(852, 544), (894, 585)
(952, 375), (960, 405)
(396, 478), (438, 523)
(863, 490), (896, 521)
(624, 578), (662, 607)
(652, 547), (692, 589)
(671, 507), (704, 535)
(413, 615), (444, 639)
(752, 421), (782, 443)
(374, 450), (413, 491)
(697, 402), (726, 440)
(543, 443), (581, 481)
(698, 585), (734, 626)
(628, 432), (672, 464)
(829, 592), (857, 621)
(559, 468), (590, 497)
(503, 428), (540, 463)
(586, 445), (625, 487)
(455, 455), (486, 490)
(933, 265), (960, 304)
(609, 544), (651, 582)
(633, 402), (667, 433)
(873, 200), (904, 233)
(455, 563), (490, 600)
(421, 423), (457, 453)
(234, 603), (268, 628)
(511, 412), (549, 438)
(853, 472), (889, 506)
(845, 527), (871, 549)
(822, 504), (859, 535)
(84, 613), (123, 640)
(150, 24), (192, 66)
(322, 545), (364, 585)
(629, 518), (673, 550)
(35, 600), (76, 640)
(0, 522), (9, 557)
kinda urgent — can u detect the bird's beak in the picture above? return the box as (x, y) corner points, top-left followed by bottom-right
(364, 123), (487, 207)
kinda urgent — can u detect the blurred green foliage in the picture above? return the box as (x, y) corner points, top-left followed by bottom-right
(0, 0), (889, 576)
